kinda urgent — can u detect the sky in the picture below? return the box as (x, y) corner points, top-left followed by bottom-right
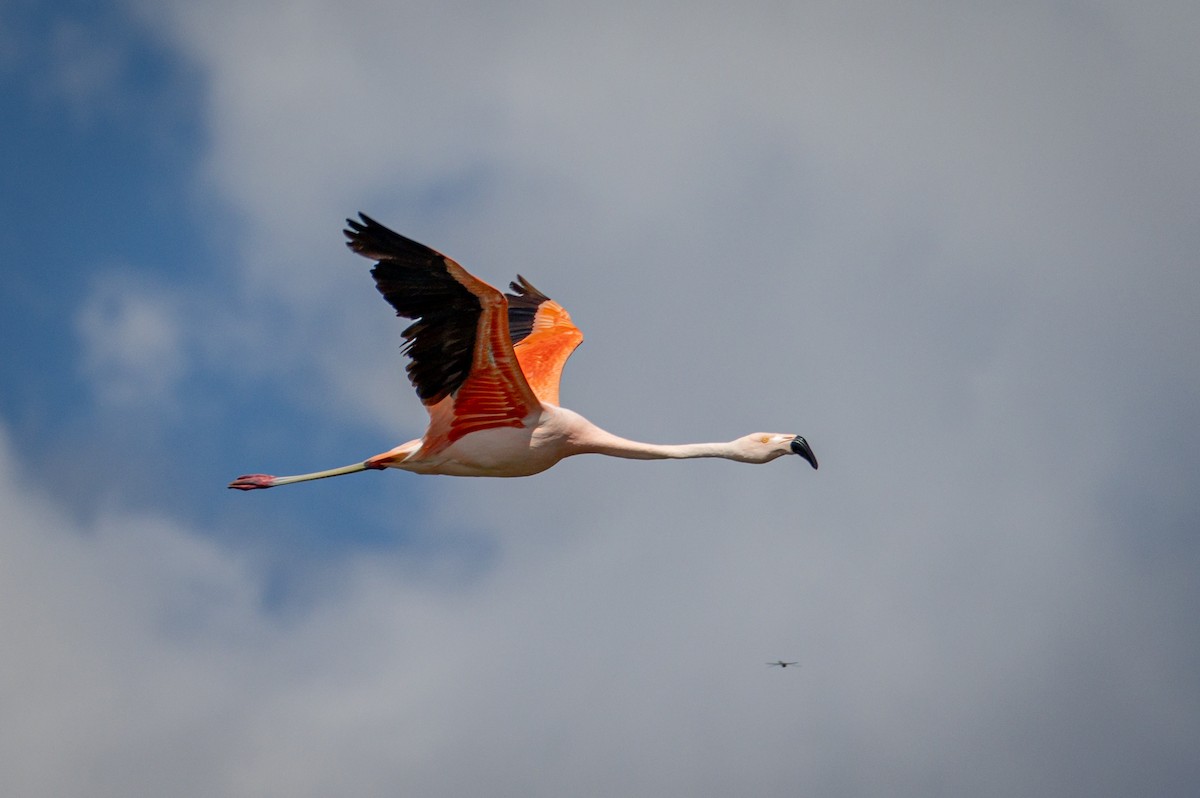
(2, 0), (1199, 795)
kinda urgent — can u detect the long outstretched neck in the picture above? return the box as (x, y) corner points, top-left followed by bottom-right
(228, 461), (374, 490)
(575, 428), (735, 461)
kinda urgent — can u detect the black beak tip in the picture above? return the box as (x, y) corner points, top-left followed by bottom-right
(790, 436), (818, 469)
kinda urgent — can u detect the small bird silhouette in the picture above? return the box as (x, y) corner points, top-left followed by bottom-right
(768, 661), (799, 668)
(230, 214), (818, 490)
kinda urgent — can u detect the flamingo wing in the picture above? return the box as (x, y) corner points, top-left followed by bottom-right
(505, 276), (584, 406)
(344, 214), (540, 449)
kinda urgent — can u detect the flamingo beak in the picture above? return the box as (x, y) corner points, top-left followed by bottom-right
(790, 436), (818, 469)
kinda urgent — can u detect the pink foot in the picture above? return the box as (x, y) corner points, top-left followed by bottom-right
(228, 474), (276, 491)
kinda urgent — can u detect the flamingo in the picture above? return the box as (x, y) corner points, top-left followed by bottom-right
(229, 214), (817, 490)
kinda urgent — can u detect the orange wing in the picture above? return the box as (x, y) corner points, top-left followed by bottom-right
(505, 276), (583, 406)
(344, 214), (541, 451)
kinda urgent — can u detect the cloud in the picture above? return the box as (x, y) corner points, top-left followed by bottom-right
(0, 420), (254, 797)
(129, 0), (1200, 440)
(3, 404), (1198, 797)
(75, 271), (186, 407)
(6, 1), (1199, 796)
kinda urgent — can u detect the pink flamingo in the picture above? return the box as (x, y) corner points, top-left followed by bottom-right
(229, 214), (817, 490)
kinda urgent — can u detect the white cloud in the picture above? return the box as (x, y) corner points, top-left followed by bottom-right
(75, 271), (186, 407)
(14, 1), (1197, 795)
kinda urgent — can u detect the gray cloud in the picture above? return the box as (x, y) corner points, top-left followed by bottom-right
(5, 0), (1199, 796)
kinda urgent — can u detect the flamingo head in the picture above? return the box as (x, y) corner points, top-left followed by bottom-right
(734, 433), (818, 468)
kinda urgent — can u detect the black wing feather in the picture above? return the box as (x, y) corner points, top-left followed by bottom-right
(344, 213), (481, 404)
(504, 275), (551, 346)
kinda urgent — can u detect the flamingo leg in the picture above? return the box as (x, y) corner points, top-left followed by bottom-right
(228, 461), (376, 490)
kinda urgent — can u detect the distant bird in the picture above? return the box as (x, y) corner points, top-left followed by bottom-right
(768, 661), (799, 668)
(229, 214), (818, 490)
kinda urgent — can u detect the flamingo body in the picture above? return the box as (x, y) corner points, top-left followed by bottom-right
(368, 408), (570, 478)
(229, 214), (817, 490)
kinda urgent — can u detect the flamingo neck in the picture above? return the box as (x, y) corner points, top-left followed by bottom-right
(573, 427), (733, 461)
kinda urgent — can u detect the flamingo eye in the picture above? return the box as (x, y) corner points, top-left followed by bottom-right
(759, 435), (771, 444)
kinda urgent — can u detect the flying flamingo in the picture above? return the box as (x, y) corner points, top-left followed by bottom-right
(229, 214), (817, 490)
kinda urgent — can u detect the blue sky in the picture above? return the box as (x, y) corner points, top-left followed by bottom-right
(2, 1), (423, 561)
(3, 1), (1200, 796)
